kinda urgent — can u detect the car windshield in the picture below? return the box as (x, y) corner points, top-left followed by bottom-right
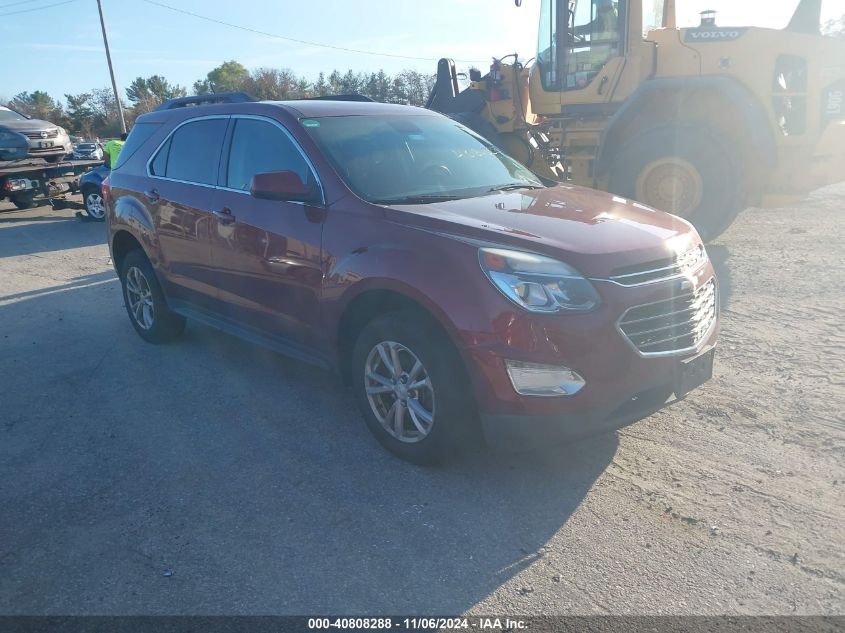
(0, 107), (27, 122)
(301, 114), (543, 204)
(77, 144), (96, 150)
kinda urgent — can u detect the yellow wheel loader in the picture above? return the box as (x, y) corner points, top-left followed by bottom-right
(427, 0), (845, 240)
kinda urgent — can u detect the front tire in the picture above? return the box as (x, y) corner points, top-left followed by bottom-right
(120, 249), (186, 343)
(82, 186), (105, 220)
(608, 126), (745, 241)
(351, 312), (477, 464)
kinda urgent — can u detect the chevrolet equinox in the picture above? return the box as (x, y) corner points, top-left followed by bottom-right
(104, 98), (718, 463)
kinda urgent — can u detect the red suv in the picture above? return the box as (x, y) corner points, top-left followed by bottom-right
(104, 96), (718, 463)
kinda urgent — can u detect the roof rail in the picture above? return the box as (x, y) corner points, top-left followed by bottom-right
(155, 92), (256, 111)
(305, 94), (374, 102)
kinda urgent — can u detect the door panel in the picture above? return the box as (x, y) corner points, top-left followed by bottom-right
(210, 192), (323, 345)
(151, 180), (217, 307)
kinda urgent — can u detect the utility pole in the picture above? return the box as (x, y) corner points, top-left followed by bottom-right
(96, 0), (127, 134)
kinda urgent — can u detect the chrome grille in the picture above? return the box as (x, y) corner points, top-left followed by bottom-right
(619, 278), (717, 356)
(23, 129), (58, 140)
(609, 245), (707, 286)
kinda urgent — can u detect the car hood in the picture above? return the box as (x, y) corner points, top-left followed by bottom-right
(0, 118), (58, 132)
(383, 185), (701, 278)
(80, 164), (110, 185)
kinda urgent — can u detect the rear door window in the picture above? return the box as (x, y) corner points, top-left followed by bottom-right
(225, 118), (313, 191)
(156, 118), (228, 185)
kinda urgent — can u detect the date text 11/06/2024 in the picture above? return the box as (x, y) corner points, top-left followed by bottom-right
(307, 617), (527, 630)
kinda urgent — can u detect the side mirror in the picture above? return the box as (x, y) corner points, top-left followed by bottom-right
(249, 170), (320, 204)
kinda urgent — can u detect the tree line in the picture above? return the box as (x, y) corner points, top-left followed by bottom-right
(4, 61), (436, 140)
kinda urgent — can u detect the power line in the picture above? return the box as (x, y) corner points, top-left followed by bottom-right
(0, 0), (79, 16)
(0, 0), (53, 8)
(140, 0), (488, 64)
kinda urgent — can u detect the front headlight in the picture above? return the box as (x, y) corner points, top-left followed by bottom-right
(479, 247), (601, 313)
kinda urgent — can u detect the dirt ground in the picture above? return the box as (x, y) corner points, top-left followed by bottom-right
(0, 186), (842, 615)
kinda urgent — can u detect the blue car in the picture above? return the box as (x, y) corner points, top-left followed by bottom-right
(78, 164), (109, 220)
(0, 130), (28, 161)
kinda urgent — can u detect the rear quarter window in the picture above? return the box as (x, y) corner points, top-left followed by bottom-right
(112, 122), (161, 170)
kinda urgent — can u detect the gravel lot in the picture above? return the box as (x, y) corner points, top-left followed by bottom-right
(0, 188), (842, 615)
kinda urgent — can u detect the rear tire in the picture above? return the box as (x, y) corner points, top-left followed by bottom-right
(120, 249), (186, 344)
(350, 311), (477, 464)
(608, 126), (745, 241)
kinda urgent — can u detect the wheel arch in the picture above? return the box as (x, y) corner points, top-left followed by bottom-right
(109, 192), (159, 271)
(80, 181), (100, 195)
(110, 230), (146, 277)
(334, 284), (469, 384)
(595, 76), (777, 193)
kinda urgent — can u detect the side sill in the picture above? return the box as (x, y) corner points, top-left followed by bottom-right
(169, 299), (333, 371)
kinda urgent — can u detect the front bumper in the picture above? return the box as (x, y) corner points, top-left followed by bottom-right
(26, 137), (71, 157)
(481, 382), (678, 449)
(462, 267), (719, 448)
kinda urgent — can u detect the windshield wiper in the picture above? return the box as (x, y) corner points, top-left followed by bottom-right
(373, 194), (465, 205)
(487, 183), (545, 193)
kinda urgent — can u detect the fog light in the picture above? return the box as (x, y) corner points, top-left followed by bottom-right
(505, 360), (586, 396)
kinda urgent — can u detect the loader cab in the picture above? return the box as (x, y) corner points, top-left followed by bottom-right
(537, 0), (626, 91)
(533, 0), (649, 112)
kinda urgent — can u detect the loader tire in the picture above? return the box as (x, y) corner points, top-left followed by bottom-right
(607, 126), (745, 241)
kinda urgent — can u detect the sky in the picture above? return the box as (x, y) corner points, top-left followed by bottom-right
(0, 0), (842, 105)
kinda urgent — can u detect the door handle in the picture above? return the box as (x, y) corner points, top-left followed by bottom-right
(143, 188), (160, 203)
(597, 75), (609, 96)
(213, 207), (236, 225)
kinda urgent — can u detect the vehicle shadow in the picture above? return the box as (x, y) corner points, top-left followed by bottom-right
(0, 276), (618, 615)
(0, 212), (107, 259)
(706, 244), (733, 310)
(0, 270), (115, 303)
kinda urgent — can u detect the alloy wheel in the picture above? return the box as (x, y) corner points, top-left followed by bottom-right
(85, 192), (105, 219)
(125, 266), (155, 330)
(364, 340), (435, 443)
